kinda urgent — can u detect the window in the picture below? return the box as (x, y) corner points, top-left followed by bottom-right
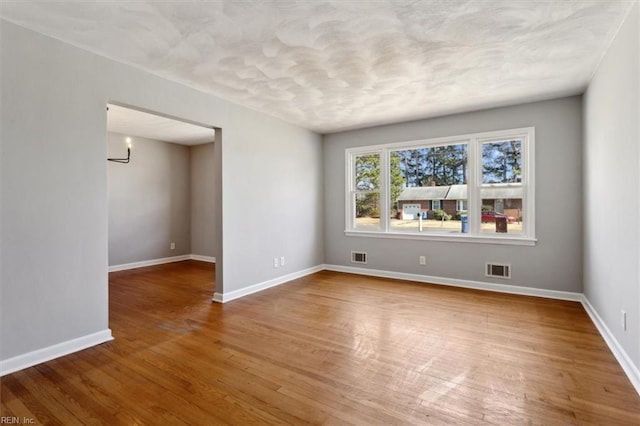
(480, 138), (524, 235)
(351, 153), (381, 229)
(388, 142), (467, 233)
(346, 127), (535, 244)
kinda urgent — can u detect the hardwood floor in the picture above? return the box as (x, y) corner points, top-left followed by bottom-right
(2, 260), (639, 425)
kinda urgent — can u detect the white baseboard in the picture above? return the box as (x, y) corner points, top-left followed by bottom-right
(581, 296), (640, 395)
(0, 329), (113, 377)
(8, 262), (637, 397)
(213, 265), (324, 303)
(109, 254), (216, 272)
(109, 255), (191, 272)
(322, 264), (638, 395)
(212, 263), (582, 303)
(323, 264), (583, 301)
(190, 254), (216, 263)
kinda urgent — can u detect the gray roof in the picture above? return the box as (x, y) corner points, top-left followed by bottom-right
(397, 186), (449, 201)
(481, 186), (523, 200)
(446, 184), (467, 200)
(399, 184), (523, 201)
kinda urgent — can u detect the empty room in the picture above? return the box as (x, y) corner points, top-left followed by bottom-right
(1, 1), (639, 424)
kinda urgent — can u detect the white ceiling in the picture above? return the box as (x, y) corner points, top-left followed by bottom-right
(1, 1), (635, 134)
(107, 104), (215, 146)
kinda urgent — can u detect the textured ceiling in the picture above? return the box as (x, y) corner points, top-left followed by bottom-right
(107, 104), (215, 146)
(1, 1), (634, 133)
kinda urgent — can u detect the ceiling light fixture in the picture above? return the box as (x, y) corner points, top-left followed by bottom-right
(108, 137), (132, 163)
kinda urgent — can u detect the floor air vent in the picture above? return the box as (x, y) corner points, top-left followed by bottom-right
(486, 263), (511, 279)
(351, 251), (367, 264)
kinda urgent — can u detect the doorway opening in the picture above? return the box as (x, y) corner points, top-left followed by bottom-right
(106, 103), (219, 330)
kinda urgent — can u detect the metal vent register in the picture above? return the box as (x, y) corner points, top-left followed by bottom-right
(486, 263), (511, 279)
(351, 251), (367, 264)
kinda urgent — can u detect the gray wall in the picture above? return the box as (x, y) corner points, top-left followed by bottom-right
(108, 132), (191, 266)
(221, 112), (324, 291)
(191, 143), (216, 258)
(324, 96), (583, 293)
(583, 3), (639, 370)
(1, 20), (323, 361)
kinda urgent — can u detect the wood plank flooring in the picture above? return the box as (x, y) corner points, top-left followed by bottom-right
(1, 260), (639, 424)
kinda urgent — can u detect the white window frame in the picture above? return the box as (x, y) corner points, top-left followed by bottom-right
(345, 127), (536, 246)
(347, 151), (385, 231)
(431, 200), (441, 211)
(457, 200), (468, 211)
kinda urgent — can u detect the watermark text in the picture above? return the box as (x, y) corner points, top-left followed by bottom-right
(0, 417), (36, 424)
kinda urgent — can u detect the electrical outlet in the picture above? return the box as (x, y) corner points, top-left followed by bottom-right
(273, 257), (279, 268)
(622, 310), (627, 331)
(280, 256), (286, 266)
(170, 242), (175, 250)
(419, 256), (426, 265)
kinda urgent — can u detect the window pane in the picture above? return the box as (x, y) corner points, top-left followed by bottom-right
(389, 143), (467, 234)
(482, 139), (522, 184)
(480, 197), (523, 234)
(354, 154), (380, 191)
(355, 192), (380, 229)
(390, 144), (467, 188)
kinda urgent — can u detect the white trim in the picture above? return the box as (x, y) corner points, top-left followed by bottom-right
(323, 264), (582, 301)
(4, 265), (638, 396)
(581, 296), (640, 395)
(190, 254), (216, 263)
(321, 264), (638, 395)
(212, 265), (324, 303)
(345, 149), (353, 231)
(109, 255), (191, 272)
(468, 135), (480, 235)
(212, 262), (579, 304)
(348, 150), (383, 232)
(526, 128), (535, 238)
(109, 254), (216, 272)
(345, 230), (537, 246)
(380, 149), (390, 232)
(0, 329), (113, 377)
(346, 126), (535, 242)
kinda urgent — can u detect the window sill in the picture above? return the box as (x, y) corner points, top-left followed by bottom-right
(344, 230), (537, 246)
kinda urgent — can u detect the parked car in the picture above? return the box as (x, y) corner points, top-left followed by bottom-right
(481, 211), (516, 223)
